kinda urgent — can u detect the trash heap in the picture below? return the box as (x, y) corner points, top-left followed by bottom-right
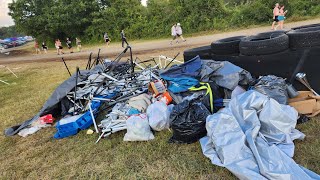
(4, 52), (320, 179)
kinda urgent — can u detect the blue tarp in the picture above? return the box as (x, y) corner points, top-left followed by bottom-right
(160, 56), (201, 93)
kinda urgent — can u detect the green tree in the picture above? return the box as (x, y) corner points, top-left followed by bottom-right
(0, 26), (24, 39)
(9, 0), (101, 42)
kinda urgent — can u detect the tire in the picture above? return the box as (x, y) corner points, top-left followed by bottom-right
(183, 45), (212, 61)
(291, 23), (320, 30)
(211, 36), (245, 55)
(257, 30), (288, 37)
(287, 26), (320, 49)
(239, 33), (289, 56)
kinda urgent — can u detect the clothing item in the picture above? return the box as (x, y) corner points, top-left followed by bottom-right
(122, 38), (128, 48)
(274, 15), (279, 22)
(42, 42), (47, 49)
(278, 15), (285, 21)
(120, 31), (126, 39)
(76, 39), (81, 45)
(171, 26), (177, 36)
(176, 26), (182, 35)
(66, 40), (72, 48)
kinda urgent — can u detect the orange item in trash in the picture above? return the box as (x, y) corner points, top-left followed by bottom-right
(161, 91), (173, 105)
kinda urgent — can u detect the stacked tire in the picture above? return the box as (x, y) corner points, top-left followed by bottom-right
(239, 31), (289, 56)
(211, 36), (245, 55)
(183, 45), (212, 61)
(184, 36), (245, 61)
(287, 26), (320, 49)
(184, 24), (320, 61)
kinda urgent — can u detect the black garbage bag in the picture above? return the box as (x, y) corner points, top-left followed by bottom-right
(253, 75), (289, 104)
(169, 99), (211, 144)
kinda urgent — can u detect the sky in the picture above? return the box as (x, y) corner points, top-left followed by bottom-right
(0, 0), (14, 27)
(0, 0), (148, 27)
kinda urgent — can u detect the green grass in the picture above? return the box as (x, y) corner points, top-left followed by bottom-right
(0, 60), (319, 179)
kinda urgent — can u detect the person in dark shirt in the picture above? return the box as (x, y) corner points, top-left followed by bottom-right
(120, 29), (129, 48)
(66, 37), (73, 53)
(42, 41), (48, 54)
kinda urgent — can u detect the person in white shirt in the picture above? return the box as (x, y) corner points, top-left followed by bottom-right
(170, 23), (177, 45)
(175, 23), (186, 43)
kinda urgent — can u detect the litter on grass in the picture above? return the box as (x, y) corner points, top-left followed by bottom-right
(4, 46), (320, 179)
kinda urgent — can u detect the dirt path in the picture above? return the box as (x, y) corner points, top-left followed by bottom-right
(1, 18), (319, 64)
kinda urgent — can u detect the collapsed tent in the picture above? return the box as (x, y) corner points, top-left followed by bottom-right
(200, 91), (320, 179)
(4, 64), (106, 136)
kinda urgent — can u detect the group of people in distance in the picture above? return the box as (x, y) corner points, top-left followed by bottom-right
(54, 38), (82, 55)
(170, 23), (186, 45)
(33, 5), (290, 55)
(34, 40), (48, 54)
(35, 23), (187, 55)
(103, 29), (129, 48)
(34, 37), (82, 55)
(103, 24), (186, 48)
(271, 3), (288, 30)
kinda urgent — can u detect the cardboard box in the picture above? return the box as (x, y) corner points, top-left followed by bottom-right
(289, 91), (320, 117)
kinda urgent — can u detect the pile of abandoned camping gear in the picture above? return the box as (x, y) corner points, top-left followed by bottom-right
(5, 26), (320, 179)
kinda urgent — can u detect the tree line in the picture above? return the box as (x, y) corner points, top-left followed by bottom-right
(0, 26), (24, 39)
(8, 0), (320, 44)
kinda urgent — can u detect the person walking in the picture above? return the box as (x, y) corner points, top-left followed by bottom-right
(175, 23), (186, 43)
(55, 39), (59, 55)
(66, 37), (73, 53)
(42, 41), (48, 54)
(170, 23), (177, 45)
(271, 3), (280, 30)
(120, 29), (129, 48)
(55, 39), (64, 55)
(34, 40), (41, 54)
(103, 32), (111, 47)
(76, 37), (82, 52)
(277, 5), (288, 30)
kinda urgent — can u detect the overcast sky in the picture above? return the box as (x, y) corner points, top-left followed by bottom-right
(0, 0), (14, 27)
(0, 0), (148, 28)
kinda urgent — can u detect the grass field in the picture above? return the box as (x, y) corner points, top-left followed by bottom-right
(0, 52), (319, 179)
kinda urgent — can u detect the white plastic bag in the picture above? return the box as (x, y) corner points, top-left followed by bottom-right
(147, 101), (171, 131)
(123, 114), (154, 141)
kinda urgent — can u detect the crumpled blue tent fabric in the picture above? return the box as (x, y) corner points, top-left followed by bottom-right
(160, 56), (202, 93)
(160, 56), (253, 93)
(200, 90), (320, 180)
